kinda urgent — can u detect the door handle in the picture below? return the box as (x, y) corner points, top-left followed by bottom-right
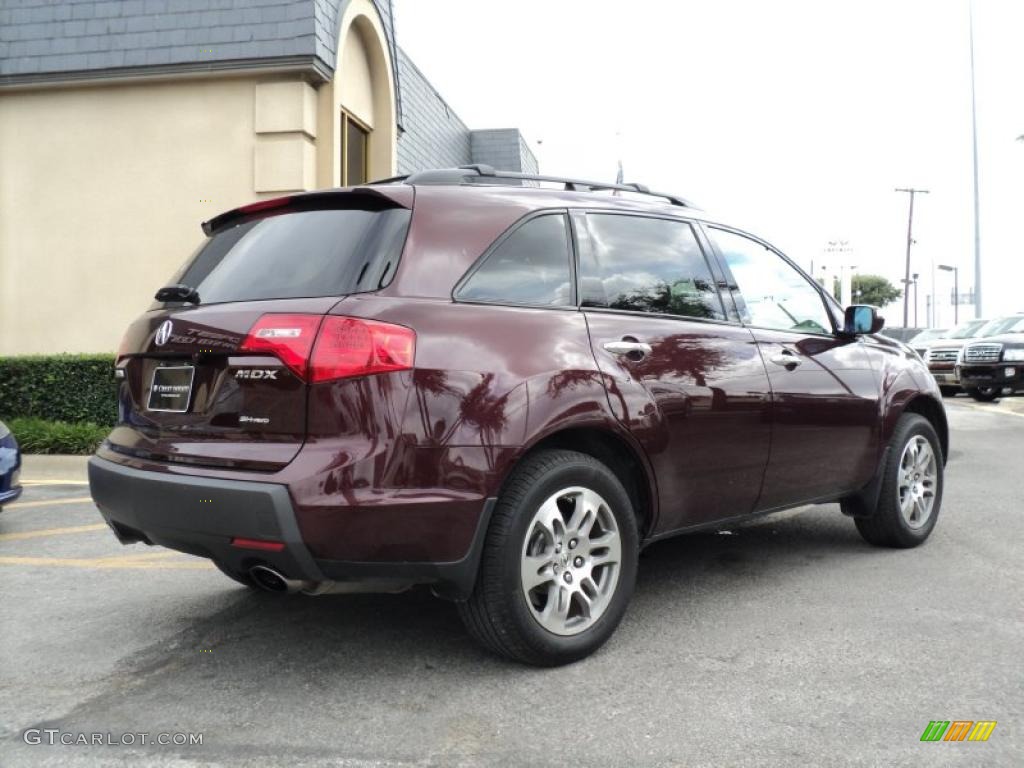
(769, 350), (802, 369)
(603, 340), (653, 357)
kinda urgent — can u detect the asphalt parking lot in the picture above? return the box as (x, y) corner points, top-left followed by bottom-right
(1, 396), (1021, 767)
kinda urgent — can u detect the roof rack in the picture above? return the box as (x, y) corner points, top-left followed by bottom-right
(369, 164), (693, 208)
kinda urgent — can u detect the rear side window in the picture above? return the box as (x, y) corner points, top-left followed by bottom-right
(579, 214), (724, 320)
(163, 208), (410, 305)
(456, 214), (573, 307)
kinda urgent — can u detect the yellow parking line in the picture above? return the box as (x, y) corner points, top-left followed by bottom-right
(0, 523), (107, 543)
(954, 401), (1024, 419)
(0, 554), (214, 570)
(4, 496), (94, 510)
(21, 480), (89, 486)
(93, 551), (180, 564)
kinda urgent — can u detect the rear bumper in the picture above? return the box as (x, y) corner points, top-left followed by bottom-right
(88, 455), (493, 599)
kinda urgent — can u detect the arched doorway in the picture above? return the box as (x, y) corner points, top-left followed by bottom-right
(317, 0), (397, 188)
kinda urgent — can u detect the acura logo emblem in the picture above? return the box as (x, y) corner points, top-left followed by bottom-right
(155, 320), (173, 347)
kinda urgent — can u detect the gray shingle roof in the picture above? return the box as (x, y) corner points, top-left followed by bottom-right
(0, 0), (394, 85)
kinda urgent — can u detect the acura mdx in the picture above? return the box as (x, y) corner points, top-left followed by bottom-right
(89, 166), (949, 666)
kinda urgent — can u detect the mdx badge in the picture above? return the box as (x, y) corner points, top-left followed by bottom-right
(235, 369), (279, 380)
(154, 319), (173, 346)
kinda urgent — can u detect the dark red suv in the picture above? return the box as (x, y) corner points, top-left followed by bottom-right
(89, 165), (948, 666)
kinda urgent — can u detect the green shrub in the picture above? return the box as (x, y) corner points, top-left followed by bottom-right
(6, 417), (110, 455)
(0, 354), (117, 426)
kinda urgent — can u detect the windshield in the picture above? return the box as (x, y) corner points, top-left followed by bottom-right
(157, 208), (411, 307)
(909, 329), (949, 344)
(977, 316), (1024, 337)
(946, 319), (987, 339)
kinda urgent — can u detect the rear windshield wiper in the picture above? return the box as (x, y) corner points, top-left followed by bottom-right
(155, 284), (201, 304)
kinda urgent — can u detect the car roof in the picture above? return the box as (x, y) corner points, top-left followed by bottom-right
(369, 164), (736, 226)
(406, 181), (719, 221)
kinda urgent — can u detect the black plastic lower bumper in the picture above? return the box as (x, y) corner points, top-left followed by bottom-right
(87, 456), (493, 600)
(957, 364), (1023, 391)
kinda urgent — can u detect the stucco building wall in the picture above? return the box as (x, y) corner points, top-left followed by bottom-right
(0, 76), (271, 354)
(0, 0), (537, 355)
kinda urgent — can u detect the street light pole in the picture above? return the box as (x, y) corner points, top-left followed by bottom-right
(938, 264), (959, 325)
(969, 1), (982, 317)
(896, 188), (929, 327)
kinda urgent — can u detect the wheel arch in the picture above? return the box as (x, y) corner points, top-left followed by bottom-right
(898, 394), (949, 464)
(500, 425), (659, 540)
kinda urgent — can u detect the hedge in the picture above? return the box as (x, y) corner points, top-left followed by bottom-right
(5, 417), (110, 455)
(0, 354), (118, 427)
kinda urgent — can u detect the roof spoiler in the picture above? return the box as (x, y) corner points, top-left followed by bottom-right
(202, 187), (410, 236)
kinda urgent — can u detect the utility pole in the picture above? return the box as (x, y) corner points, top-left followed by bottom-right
(912, 273), (920, 327)
(896, 187), (929, 327)
(969, 1), (982, 317)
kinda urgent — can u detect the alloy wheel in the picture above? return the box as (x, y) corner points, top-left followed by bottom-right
(897, 436), (938, 529)
(520, 486), (622, 636)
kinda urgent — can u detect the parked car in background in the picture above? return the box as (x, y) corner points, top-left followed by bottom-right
(908, 328), (949, 350)
(879, 327), (922, 343)
(88, 166), (950, 665)
(0, 420), (23, 511)
(957, 314), (1024, 401)
(922, 318), (991, 395)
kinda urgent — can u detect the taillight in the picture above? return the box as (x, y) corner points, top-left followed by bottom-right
(238, 196), (293, 215)
(239, 314), (415, 382)
(239, 314), (322, 379)
(310, 316), (415, 382)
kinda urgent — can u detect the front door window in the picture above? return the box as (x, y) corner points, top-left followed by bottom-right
(710, 227), (833, 335)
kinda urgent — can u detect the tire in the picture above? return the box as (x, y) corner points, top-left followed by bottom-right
(968, 386), (1000, 402)
(213, 560), (259, 590)
(939, 386), (959, 398)
(458, 449), (639, 666)
(853, 413), (943, 548)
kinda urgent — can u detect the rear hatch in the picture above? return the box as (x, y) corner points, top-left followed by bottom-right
(109, 187), (413, 471)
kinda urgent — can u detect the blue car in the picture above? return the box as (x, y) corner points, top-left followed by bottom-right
(0, 420), (22, 510)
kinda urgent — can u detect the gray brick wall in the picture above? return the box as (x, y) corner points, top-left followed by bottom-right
(0, 0), (322, 78)
(395, 48), (471, 174)
(392, 54), (539, 176)
(0, 1), (401, 80)
(470, 128), (537, 173)
(518, 131), (539, 174)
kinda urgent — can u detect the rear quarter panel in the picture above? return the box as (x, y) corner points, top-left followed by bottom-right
(292, 295), (626, 561)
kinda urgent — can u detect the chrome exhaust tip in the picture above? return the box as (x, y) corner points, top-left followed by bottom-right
(246, 565), (412, 596)
(248, 564), (307, 594)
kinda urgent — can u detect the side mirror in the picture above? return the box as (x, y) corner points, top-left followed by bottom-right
(843, 305), (884, 336)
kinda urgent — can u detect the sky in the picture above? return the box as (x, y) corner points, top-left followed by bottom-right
(395, 0), (1024, 328)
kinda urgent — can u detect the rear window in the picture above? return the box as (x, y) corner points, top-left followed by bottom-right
(161, 208), (410, 305)
(456, 214), (574, 307)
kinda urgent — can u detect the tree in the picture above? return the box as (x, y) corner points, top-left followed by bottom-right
(832, 274), (902, 308)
